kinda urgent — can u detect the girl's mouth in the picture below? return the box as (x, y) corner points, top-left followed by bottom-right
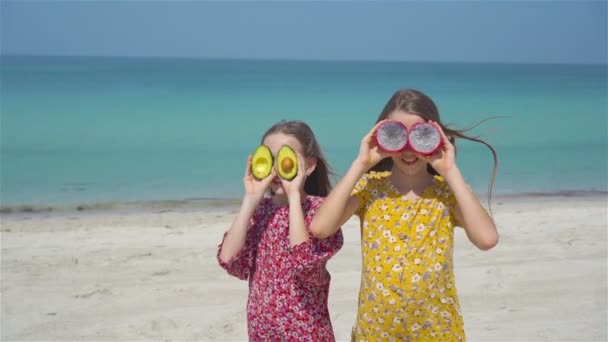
(401, 157), (419, 166)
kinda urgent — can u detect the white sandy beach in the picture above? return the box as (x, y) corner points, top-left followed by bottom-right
(1, 194), (606, 341)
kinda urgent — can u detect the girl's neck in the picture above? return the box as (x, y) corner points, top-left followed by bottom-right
(390, 169), (435, 193)
(271, 192), (308, 206)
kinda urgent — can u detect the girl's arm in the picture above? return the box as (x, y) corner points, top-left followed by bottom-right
(310, 121), (391, 238)
(218, 157), (276, 263)
(283, 153), (312, 247)
(218, 195), (260, 264)
(281, 156), (344, 285)
(421, 121), (498, 250)
(291, 230), (343, 286)
(289, 195), (344, 286)
(309, 161), (366, 238)
(217, 198), (261, 280)
(446, 167), (498, 250)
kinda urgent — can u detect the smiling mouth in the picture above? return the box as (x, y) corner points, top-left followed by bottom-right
(401, 157), (418, 165)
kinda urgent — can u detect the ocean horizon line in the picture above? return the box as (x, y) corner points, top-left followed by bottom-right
(2, 53), (606, 67)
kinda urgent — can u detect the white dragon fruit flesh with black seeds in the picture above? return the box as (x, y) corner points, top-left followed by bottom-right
(375, 120), (408, 152)
(408, 123), (442, 155)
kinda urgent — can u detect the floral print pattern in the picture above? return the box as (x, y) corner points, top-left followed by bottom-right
(351, 172), (465, 342)
(218, 195), (343, 342)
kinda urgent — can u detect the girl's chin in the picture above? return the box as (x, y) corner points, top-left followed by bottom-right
(395, 160), (427, 174)
(270, 185), (285, 195)
(396, 155), (421, 166)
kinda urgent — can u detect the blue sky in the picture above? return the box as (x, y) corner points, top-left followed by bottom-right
(1, 1), (606, 64)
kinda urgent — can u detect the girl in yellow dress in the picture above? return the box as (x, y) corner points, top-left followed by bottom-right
(311, 89), (499, 341)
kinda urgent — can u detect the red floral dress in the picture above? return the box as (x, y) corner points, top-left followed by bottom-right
(218, 195), (344, 342)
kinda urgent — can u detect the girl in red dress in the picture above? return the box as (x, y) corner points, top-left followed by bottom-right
(218, 120), (343, 341)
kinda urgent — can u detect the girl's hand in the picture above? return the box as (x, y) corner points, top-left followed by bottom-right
(243, 155), (276, 200)
(280, 152), (307, 199)
(355, 120), (393, 168)
(419, 121), (457, 177)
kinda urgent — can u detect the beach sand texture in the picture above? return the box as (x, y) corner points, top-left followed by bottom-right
(1, 195), (606, 341)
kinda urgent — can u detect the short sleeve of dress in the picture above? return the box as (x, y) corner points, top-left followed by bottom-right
(217, 198), (267, 280)
(289, 196), (344, 286)
(352, 173), (373, 218)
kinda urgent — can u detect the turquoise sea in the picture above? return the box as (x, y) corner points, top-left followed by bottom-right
(1, 56), (606, 211)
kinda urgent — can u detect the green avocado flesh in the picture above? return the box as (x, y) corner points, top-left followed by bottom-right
(251, 145), (273, 180)
(277, 145), (297, 180)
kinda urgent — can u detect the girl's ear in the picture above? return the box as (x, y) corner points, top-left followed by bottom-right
(305, 157), (317, 176)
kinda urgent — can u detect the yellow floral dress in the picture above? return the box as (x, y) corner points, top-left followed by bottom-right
(351, 171), (465, 342)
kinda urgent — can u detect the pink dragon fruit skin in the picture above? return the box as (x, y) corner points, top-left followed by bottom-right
(374, 120), (408, 153)
(408, 122), (443, 155)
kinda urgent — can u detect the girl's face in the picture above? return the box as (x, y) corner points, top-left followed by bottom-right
(262, 132), (306, 197)
(387, 110), (429, 176)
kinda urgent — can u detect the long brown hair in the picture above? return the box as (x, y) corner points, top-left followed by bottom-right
(262, 120), (333, 196)
(371, 89), (498, 206)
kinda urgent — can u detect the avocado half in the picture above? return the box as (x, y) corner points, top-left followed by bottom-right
(277, 145), (298, 180)
(251, 145), (273, 180)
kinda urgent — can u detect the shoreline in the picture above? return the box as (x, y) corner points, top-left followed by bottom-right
(1, 190), (606, 217)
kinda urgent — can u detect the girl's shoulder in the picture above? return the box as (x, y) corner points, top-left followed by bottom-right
(428, 175), (457, 207)
(355, 171), (392, 192)
(305, 194), (325, 210)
